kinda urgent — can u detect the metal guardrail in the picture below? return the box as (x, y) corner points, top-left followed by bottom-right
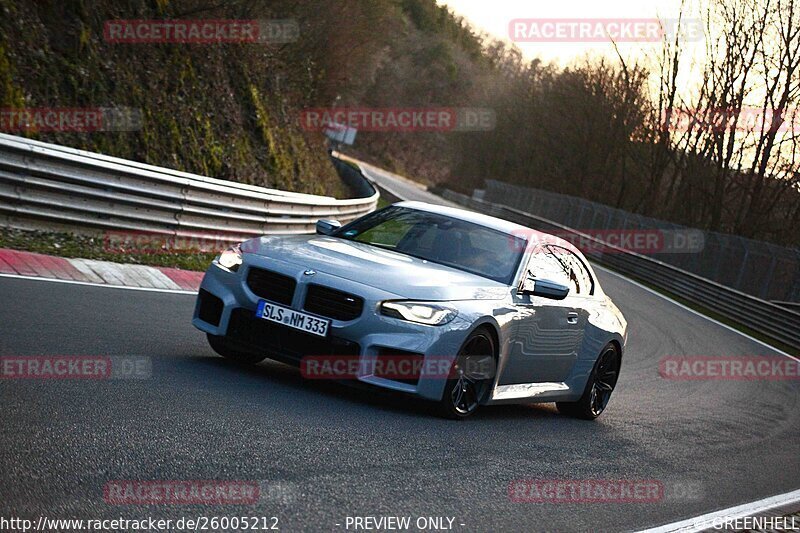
(481, 180), (800, 304)
(1, 131), (795, 349)
(441, 190), (800, 351)
(0, 133), (379, 242)
(773, 301), (800, 312)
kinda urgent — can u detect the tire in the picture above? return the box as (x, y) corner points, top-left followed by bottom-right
(206, 333), (266, 365)
(436, 328), (496, 420)
(557, 343), (620, 420)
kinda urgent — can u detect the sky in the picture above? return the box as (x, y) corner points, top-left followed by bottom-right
(436, 0), (798, 175)
(437, 0), (705, 69)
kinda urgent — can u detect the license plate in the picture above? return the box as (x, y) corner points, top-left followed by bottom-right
(255, 300), (330, 337)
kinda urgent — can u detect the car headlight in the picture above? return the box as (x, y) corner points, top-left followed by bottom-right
(380, 301), (457, 325)
(214, 244), (243, 272)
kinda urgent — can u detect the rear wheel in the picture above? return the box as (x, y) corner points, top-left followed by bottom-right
(436, 328), (496, 420)
(206, 334), (266, 365)
(557, 343), (620, 420)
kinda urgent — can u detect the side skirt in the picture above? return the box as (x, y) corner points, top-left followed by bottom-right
(488, 382), (571, 404)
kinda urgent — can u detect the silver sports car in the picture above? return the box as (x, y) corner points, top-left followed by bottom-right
(193, 201), (627, 419)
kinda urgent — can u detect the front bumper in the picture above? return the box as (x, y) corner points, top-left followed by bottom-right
(192, 254), (473, 401)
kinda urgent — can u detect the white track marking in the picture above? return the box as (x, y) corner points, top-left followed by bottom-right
(71, 258), (128, 285)
(636, 488), (800, 532)
(593, 263), (798, 361)
(124, 263), (180, 290)
(67, 258), (183, 290)
(67, 258), (106, 284)
(0, 273), (196, 294)
(105, 261), (151, 287)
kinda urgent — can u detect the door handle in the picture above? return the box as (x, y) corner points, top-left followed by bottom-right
(567, 312), (579, 324)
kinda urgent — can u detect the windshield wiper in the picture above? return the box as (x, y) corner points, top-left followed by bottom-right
(360, 242), (397, 251)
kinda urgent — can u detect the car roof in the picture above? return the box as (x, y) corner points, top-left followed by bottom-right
(396, 200), (574, 248)
(396, 200), (524, 234)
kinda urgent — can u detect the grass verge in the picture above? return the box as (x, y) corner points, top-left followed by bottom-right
(2, 225), (797, 358)
(0, 227), (215, 272)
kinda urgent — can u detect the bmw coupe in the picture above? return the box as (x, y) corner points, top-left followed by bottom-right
(193, 201), (627, 419)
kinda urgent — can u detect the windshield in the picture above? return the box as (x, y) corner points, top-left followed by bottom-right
(335, 206), (526, 284)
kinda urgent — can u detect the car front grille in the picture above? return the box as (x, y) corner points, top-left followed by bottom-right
(246, 267), (296, 305)
(304, 284), (364, 321)
(225, 308), (360, 365)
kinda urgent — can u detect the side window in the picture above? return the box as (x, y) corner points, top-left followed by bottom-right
(575, 259), (594, 295)
(526, 248), (571, 287)
(543, 245), (594, 295)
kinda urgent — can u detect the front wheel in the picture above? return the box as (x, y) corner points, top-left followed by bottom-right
(557, 343), (620, 420)
(436, 328), (496, 420)
(206, 334), (266, 365)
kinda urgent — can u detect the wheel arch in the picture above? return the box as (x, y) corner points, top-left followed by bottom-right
(606, 337), (624, 367)
(465, 318), (501, 359)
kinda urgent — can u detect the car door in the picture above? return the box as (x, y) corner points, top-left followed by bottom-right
(499, 244), (591, 385)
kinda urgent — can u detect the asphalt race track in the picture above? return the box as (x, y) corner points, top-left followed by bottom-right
(1, 170), (798, 531)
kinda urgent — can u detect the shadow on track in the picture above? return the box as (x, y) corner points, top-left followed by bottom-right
(171, 353), (601, 426)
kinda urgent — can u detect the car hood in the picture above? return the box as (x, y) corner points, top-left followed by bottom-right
(242, 235), (510, 301)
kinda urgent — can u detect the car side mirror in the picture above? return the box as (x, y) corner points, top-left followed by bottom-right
(316, 219), (342, 235)
(520, 274), (569, 300)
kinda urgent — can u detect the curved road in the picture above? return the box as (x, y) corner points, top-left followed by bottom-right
(0, 165), (798, 532)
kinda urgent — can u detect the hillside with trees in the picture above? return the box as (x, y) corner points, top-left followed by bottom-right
(1, 0), (797, 245)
